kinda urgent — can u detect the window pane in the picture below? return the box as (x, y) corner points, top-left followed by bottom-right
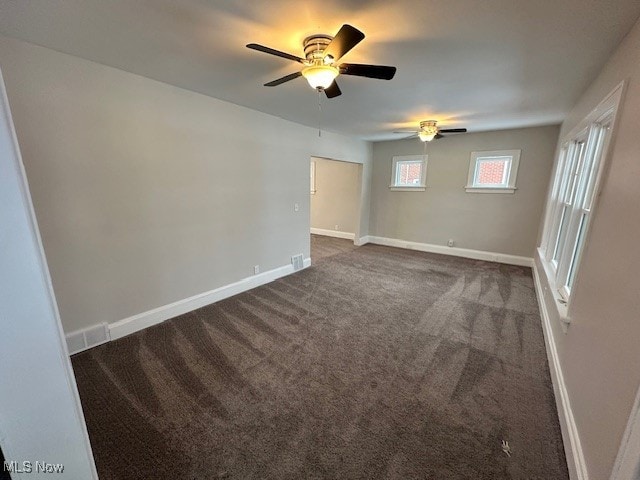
(567, 212), (588, 289)
(474, 157), (511, 186)
(582, 126), (607, 209)
(564, 141), (586, 204)
(553, 204), (571, 262)
(396, 161), (422, 186)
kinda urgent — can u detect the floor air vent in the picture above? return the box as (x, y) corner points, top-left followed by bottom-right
(66, 322), (110, 355)
(291, 254), (304, 271)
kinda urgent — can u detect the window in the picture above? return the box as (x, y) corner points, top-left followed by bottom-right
(390, 155), (427, 191)
(466, 150), (521, 193)
(540, 82), (623, 314)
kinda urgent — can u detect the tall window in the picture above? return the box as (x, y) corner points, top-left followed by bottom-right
(390, 155), (427, 191)
(540, 83), (622, 308)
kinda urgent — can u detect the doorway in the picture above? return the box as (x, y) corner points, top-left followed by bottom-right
(309, 156), (362, 262)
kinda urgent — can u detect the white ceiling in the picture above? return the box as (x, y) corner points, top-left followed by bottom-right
(1, 0), (639, 140)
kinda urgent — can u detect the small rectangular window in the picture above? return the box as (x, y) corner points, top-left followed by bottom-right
(466, 150), (521, 193)
(390, 155), (427, 191)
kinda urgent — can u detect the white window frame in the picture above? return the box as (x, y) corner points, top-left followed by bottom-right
(389, 155), (427, 191)
(465, 149), (521, 193)
(539, 81), (624, 323)
(310, 160), (316, 195)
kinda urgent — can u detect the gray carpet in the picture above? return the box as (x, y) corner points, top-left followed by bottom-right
(72, 235), (568, 479)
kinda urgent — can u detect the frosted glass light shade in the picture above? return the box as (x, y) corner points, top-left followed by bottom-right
(418, 131), (436, 142)
(302, 65), (339, 89)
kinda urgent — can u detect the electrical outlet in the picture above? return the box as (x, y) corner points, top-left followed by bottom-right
(294, 203), (299, 212)
(334, 224), (339, 231)
(254, 265), (260, 275)
(447, 239), (455, 247)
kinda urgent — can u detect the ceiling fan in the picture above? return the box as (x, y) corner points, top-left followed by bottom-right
(395, 120), (468, 142)
(246, 24), (396, 98)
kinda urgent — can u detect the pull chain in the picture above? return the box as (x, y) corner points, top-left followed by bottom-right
(317, 88), (322, 137)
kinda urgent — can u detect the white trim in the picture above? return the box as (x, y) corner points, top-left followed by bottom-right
(355, 235), (371, 246)
(610, 386), (640, 479)
(537, 248), (570, 326)
(310, 227), (355, 240)
(464, 187), (516, 194)
(109, 258), (311, 341)
(533, 262), (589, 480)
(389, 186), (426, 192)
(310, 160), (316, 195)
(390, 154), (427, 188)
(466, 149), (521, 191)
(366, 235), (533, 267)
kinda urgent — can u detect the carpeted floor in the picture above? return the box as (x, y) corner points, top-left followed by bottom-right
(72, 235), (568, 479)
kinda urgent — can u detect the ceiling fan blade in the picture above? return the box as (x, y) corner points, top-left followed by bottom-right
(246, 43), (305, 64)
(264, 71), (302, 86)
(393, 130), (420, 134)
(434, 133), (444, 140)
(323, 24), (365, 62)
(438, 128), (467, 133)
(339, 63), (396, 80)
(324, 81), (342, 98)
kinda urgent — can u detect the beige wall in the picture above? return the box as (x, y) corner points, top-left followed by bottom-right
(0, 35), (371, 333)
(369, 126), (559, 257)
(310, 157), (361, 235)
(535, 16), (640, 480)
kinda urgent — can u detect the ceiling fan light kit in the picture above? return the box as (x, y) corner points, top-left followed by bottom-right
(394, 120), (468, 142)
(418, 120), (438, 142)
(301, 64), (339, 89)
(246, 24), (397, 98)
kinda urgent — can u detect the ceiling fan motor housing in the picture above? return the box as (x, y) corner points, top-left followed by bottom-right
(303, 34), (334, 63)
(420, 120), (438, 131)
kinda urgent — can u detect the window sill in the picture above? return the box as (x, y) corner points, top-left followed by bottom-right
(537, 248), (571, 327)
(465, 186), (516, 194)
(389, 186), (426, 192)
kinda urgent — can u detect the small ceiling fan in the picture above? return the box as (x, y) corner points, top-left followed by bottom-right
(246, 24), (396, 98)
(395, 120), (468, 142)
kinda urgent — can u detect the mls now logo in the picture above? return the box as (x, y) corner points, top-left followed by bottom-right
(4, 460), (64, 474)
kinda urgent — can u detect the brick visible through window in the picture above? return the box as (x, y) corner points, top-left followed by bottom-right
(398, 162), (422, 185)
(477, 159), (507, 185)
(391, 155), (426, 189)
(467, 150), (520, 192)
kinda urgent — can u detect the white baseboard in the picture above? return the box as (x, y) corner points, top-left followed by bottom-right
(109, 258), (311, 341)
(66, 323), (110, 355)
(65, 258), (311, 355)
(310, 227), (355, 241)
(366, 235), (533, 267)
(355, 235), (371, 246)
(533, 263), (588, 480)
(65, 258), (311, 352)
